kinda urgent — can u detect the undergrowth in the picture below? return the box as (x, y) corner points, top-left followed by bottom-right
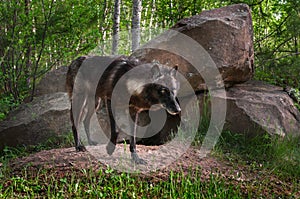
(0, 166), (244, 199)
(214, 131), (300, 179)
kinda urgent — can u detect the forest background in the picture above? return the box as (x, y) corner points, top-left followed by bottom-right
(0, 0), (299, 118)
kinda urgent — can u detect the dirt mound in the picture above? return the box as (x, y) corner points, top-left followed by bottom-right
(10, 145), (226, 179)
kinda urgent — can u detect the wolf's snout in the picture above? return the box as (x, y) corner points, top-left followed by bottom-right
(167, 108), (181, 115)
(166, 101), (181, 115)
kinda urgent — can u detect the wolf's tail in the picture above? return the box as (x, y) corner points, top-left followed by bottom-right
(66, 56), (88, 99)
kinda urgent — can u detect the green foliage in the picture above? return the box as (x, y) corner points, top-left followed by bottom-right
(292, 88), (300, 109)
(194, 94), (211, 146)
(0, 94), (21, 120)
(215, 131), (300, 179)
(251, 0), (300, 88)
(0, 0), (101, 113)
(285, 87), (300, 110)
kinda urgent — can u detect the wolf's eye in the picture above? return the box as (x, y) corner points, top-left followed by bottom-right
(160, 88), (167, 94)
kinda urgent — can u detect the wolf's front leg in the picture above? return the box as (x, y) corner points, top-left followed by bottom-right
(130, 111), (147, 165)
(83, 97), (98, 146)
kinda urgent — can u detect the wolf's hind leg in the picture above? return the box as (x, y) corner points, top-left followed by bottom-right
(70, 104), (86, 152)
(106, 99), (118, 155)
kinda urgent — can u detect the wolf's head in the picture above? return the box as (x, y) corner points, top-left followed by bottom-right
(147, 64), (181, 115)
(126, 63), (181, 115)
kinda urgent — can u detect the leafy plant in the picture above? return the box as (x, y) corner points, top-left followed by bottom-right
(215, 131), (300, 179)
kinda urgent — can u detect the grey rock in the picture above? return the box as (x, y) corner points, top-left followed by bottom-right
(0, 92), (71, 150)
(200, 80), (300, 137)
(131, 4), (254, 92)
(35, 66), (68, 96)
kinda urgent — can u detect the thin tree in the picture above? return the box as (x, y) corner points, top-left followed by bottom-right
(30, 0), (55, 101)
(24, 0), (32, 88)
(99, 0), (108, 55)
(112, 0), (121, 55)
(131, 0), (142, 52)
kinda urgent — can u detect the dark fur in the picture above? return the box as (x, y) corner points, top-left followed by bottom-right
(66, 56), (180, 164)
(66, 56), (89, 152)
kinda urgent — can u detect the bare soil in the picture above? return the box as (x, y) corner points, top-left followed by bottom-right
(8, 144), (300, 197)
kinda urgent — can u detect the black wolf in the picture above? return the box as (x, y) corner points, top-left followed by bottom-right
(66, 56), (181, 164)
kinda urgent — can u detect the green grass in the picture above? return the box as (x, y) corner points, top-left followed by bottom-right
(0, 166), (243, 198)
(215, 131), (300, 179)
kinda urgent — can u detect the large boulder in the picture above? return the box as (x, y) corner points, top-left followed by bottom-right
(203, 80), (300, 137)
(0, 92), (71, 150)
(34, 66), (68, 96)
(131, 4), (254, 92)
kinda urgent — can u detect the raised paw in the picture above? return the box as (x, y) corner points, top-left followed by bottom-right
(131, 152), (147, 165)
(106, 142), (116, 155)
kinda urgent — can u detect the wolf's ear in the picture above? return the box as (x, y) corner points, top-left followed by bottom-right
(170, 65), (178, 77)
(151, 64), (161, 79)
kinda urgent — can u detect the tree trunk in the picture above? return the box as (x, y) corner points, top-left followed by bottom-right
(112, 0), (121, 55)
(99, 0), (107, 55)
(169, 0), (173, 24)
(149, 0), (155, 28)
(131, 0), (142, 52)
(30, 0), (54, 101)
(295, 35), (299, 57)
(148, 0), (155, 41)
(24, 0), (32, 89)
